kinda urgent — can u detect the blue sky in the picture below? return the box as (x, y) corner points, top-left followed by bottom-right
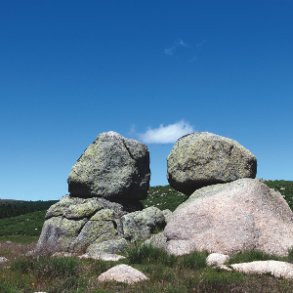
(0, 1), (292, 200)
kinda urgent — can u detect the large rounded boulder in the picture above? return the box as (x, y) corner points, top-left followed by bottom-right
(164, 179), (293, 256)
(167, 132), (257, 195)
(68, 131), (150, 201)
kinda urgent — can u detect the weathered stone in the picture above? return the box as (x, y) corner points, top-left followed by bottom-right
(68, 131), (150, 201)
(122, 207), (166, 241)
(206, 253), (230, 267)
(37, 197), (127, 254)
(46, 196), (125, 220)
(144, 232), (168, 250)
(0, 256), (8, 263)
(162, 209), (172, 223)
(167, 132), (257, 195)
(97, 264), (148, 284)
(231, 260), (293, 279)
(164, 179), (293, 256)
(36, 217), (87, 253)
(86, 238), (128, 256)
(46, 196), (103, 219)
(79, 253), (126, 261)
(70, 219), (117, 252)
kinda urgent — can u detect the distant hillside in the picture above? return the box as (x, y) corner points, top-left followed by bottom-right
(0, 199), (58, 219)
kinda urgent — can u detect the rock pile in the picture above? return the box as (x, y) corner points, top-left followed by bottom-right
(36, 132), (166, 255)
(159, 132), (293, 257)
(37, 130), (293, 261)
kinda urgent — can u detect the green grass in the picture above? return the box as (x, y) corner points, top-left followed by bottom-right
(0, 235), (38, 244)
(143, 185), (188, 211)
(0, 210), (46, 237)
(1, 246), (293, 293)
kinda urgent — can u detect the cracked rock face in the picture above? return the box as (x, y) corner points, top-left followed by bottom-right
(36, 196), (167, 255)
(36, 196), (127, 254)
(167, 132), (257, 195)
(68, 131), (150, 201)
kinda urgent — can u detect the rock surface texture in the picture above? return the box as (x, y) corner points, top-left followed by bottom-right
(97, 264), (148, 284)
(206, 253), (230, 267)
(36, 196), (127, 253)
(167, 132), (257, 195)
(121, 207), (166, 241)
(231, 260), (293, 279)
(164, 179), (293, 256)
(68, 131), (150, 201)
(36, 196), (167, 254)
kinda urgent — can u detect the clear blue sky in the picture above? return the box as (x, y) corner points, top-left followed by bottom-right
(1, 1), (292, 200)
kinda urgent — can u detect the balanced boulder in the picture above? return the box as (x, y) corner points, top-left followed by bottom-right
(167, 132), (257, 195)
(68, 131), (150, 201)
(164, 179), (293, 256)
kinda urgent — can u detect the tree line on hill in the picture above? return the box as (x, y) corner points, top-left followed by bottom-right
(0, 199), (58, 219)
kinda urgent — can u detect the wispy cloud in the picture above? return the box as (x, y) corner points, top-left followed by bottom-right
(164, 39), (191, 56)
(164, 39), (207, 62)
(139, 121), (194, 144)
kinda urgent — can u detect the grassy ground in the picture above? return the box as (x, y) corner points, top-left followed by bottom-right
(1, 244), (293, 293)
(0, 181), (293, 292)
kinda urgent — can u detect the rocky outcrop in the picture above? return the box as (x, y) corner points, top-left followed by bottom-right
(164, 179), (293, 256)
(36, 196), (127, 253)
(97, 264), (149, 284)
(36, 131), (156, 255)
(167, 132), (257, 195)
(68, 131), (150, 201)
(36, 196), (167, 254)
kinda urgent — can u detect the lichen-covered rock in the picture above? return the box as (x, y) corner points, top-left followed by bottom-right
(36, 217), (87, 252)
(162, 209), (172, 223)
(36, 196), (127, 254)
(167, 132), (257, 195)
(86, 238), (128, 256)
(68, 131), (150, 201)
(122, 207), (166, 241)
(70, 209), (119, 252)
(164, 179), (293, 256)
(144, 232), (168, 250)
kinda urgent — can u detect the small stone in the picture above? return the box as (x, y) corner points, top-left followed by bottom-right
(0, 257), (8, 263)
(206, 253), (230, 267)
(97, 264), (148, 284)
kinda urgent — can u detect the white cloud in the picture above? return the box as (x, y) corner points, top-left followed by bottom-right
(164, 39), (191, 56)
(140, 121), (194, 144)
